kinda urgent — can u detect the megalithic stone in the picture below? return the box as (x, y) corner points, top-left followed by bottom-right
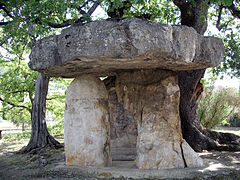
(64, 75), (111, 167)
(29, 18), (224, 78)
(115, 69), (203, 169)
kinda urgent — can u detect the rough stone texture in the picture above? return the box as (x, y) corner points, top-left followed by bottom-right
(108, 89), (137, 148)
(104, 77), (137, 161)
(182, 140), (204, 167)
(64, 75), (111, 167)
(115, 69), (203, 169)
(29, 18), (224, 77)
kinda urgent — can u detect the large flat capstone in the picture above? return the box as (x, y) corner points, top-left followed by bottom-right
(29, 18), (224, 77)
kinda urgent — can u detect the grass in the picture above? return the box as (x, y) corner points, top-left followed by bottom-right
(2, 129), (64, 142)
(2, 131), (31, 141)
(1, 120), (64, 142)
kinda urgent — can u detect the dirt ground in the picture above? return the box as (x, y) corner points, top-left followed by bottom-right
(0, 139), (240, 180)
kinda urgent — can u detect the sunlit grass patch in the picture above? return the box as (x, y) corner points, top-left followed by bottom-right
(2, 131), (31, 141)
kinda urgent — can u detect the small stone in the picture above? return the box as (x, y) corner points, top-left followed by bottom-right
(181, 140), (204, 167)
(39, 158), (48, 167)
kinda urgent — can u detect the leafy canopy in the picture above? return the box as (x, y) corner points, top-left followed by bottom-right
(0, 0), (99, 128)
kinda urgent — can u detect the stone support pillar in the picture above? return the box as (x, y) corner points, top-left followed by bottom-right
(64, 75), (111, 167)
(116, 69), (203, 169)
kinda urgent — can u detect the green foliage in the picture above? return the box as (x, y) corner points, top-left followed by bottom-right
(131, 0), (179, 23)
(0, 57), (71, 130)
(3, 131), (31, 141)
(199, 87), (230, 128)
(199, 86), (240, 129)
(214, 32), (240, 78)
(207, 0), (233, 7)
(46, 78), (72, 137)
(228, 113), (240, 127)
(1, 0), (93, 48)
(103, 0), (179, 23)
(0, 59), (37, 129)
(207, 1), (240, 78)
(0, 0), (91, 131)
(48, 122), (64, 137)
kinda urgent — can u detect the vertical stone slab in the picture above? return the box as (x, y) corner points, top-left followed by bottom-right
(104, 77), (137, 161)
(116, 69), (203, 169)
(64, 75), (111, 167)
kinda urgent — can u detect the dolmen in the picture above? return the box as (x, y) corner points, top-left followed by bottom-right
(29, 18), (224, 169)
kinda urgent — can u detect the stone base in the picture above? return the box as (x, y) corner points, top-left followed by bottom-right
(115, 69), (203, 169)
(64, 75), (111, 167)
(48, 156), (233, 180)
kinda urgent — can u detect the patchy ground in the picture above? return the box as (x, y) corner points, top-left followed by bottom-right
(0, 122), (239, 180)
(0, 139), (65, 180)
(0, 138), (240, 180)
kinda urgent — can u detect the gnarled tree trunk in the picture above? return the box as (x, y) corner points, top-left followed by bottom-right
(174, 0), (240, 152)
(22, 73), (61, 153)
(178, 70), (240, 151)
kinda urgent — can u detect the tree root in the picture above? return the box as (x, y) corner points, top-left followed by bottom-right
(18, 134), (63, 154)
(202, 128), (240, 151)
(185, 125), (240, 152)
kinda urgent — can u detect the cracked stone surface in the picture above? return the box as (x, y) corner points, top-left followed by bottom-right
(64, 75), (111, 167)
(104, 76), (137, 161)
(115, 69), (203, 169)
(29, 18), (224, 77)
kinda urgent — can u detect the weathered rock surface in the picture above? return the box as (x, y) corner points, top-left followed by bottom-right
(115, 69), (203, 169)
(104, 76), (137, 161)
(29, 18), (224, 77)
(64, 75), (111, 167)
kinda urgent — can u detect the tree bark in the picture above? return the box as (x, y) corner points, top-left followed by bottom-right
(175, 0), (240, 152)
(21, 73), (61, 153)
(178, 70), (240, 152)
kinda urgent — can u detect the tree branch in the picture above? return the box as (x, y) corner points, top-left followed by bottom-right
(47, 0), (101, 28)
(0, 21), (9, 26)
(47, 19), (73, 28)
(216, 5), (224, 31)
(0, 96), (31, 113)
(0, 0), (101, 29)
(228, 3), (240, 19)
(27, 90), (34, 110)
(0, 3), (13, 18)
(46, 97), (60, 101)
(7, 90), (28, 94)
(76, 0), (94, 14)
(86, 0), (102, 16)
(0, 36), (10, 47)
(173, 0), (187, 8)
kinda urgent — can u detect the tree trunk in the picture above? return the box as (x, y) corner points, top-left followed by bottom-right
(20, 115), (25, 132)
(175, 0), (240, 152)
(22, 122), (25, 132)
(178, 70), (240, 152)
(21, 73), (61, 153)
